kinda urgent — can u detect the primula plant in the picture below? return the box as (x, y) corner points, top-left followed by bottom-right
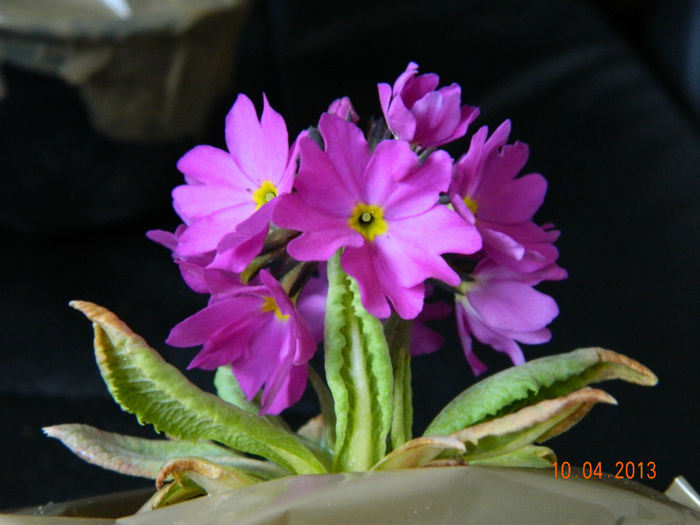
(46, 62), (657, 509)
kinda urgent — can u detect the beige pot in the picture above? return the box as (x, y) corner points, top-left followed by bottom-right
(3, 467), (699, 524)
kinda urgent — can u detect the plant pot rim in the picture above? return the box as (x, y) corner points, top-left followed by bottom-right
(3, 466), (699, 524)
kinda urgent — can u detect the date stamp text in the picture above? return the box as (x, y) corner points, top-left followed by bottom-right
(552, 461), (656, 480)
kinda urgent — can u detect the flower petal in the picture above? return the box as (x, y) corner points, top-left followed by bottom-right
(176, 145), (248, 188)
(294, 135), (357, 216)
(225, 94), (288, 185)
(382, 150), (453, 218)
(172, 185), (253, 224)
(468, 280), (559, 333)
(175, 207), (250, 256)
(318, 114), (370, 197)
(166, 296), (261, 348)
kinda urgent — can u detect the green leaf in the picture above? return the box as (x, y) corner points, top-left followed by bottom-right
(324, 252), (393, 472)
(425, 347), (656, 436)
(43, 424), (288, 480)
(453, 388), (616, 462)
(214, 365), (260, 414)
(70, 301), (328, 475)
(466, 445), (556, 468)
(306, 365), (336, 448)
(371, 436), (465, 471)
(384, 314), (413, 450)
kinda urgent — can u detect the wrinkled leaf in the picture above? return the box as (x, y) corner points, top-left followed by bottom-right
(43, 424), (287, 480)
(384, 314), (413, 450)
(155, 457), (261, 493)
(144, 454), (264, 511)
(307, 365), (336, 448)
(466, 445), (556, 468)
(453, 388), (616, 462)
(324, 252), (393, 472)
(371, 436), (465, 471)
(70, 301), (328, 475)
(425, 347), (656, 437)
(141, 474), (205, 511)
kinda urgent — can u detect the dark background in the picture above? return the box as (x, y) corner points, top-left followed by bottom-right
(1, 0), (698, 510)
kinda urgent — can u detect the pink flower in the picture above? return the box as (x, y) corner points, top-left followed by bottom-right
(455, 259), (566, 375)
(168, 94), (296, 272)
(449, 120), (561, 273)
(295, 264), (328, 344)
(166, 270), (316, 415)
(146, 226), (212, 293)
(274, 113), (482, 320)
(410, 300), (451, 356)
(378, 62), (479, 148)
(327, 96), (359, 123)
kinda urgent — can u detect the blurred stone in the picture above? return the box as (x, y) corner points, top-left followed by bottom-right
(0, 0), (251, 141)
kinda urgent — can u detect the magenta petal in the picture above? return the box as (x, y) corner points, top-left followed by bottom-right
(482, 141), (530, 187)
(318, 114), (370, 196)
(391, 62), (420, 96)
(377, 82), (393, 117)
(382, 150), (453, 217)
(209, 226), (267, 273)
(188, 318), (261, 370)
(401, 71), (440, 107)
(176, 145), (248, 188)
(450, 125), (491, 198)
(468, 280), (559, 333)
(513, 327), (552, 345)
(340, 244), (392, 318)
(455, 303), (488, 376)
(447, 104), (480, 144)
(259, 270), (293, 316)
(287, 229), (363, 262)
(362, 140), (418, 204)
(261, 364), (307, 415)
(225, 94), (288, 185)
(386, 94), (417, 141)
(327, 96), (360, 123)
(467, 313), (526, 366)
(411, 90), (460, 144)
(275, 194), (363, 261)
(389, 205), (482, 264)
(259, 93), (289, 179)
(410, 301), (451, 356)
(342, 243), (425, 319)
(480, 227), (526, 261)
(297, 268), (327, 344)
(167, 296), (261, 348)
(177, 260), (210, 294)
(375, 227), (459, 288)
(172, 185), (252, 224)
(234, 317), (286, 400)
(146, 229), (177, 251)
(478, 172), (547, 224)
(449, 194), (476, 226)
(294, 136), (357, 216)
(175, 207), (250, 256)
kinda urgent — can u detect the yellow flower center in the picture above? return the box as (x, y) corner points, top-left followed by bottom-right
(261, 295), (290, 321)
(252, 181), (278, 209)
(463, 195), (478, 215)
(349, 203), (388, 242)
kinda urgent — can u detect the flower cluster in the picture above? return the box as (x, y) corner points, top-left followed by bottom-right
(149, 62), (565, 414)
